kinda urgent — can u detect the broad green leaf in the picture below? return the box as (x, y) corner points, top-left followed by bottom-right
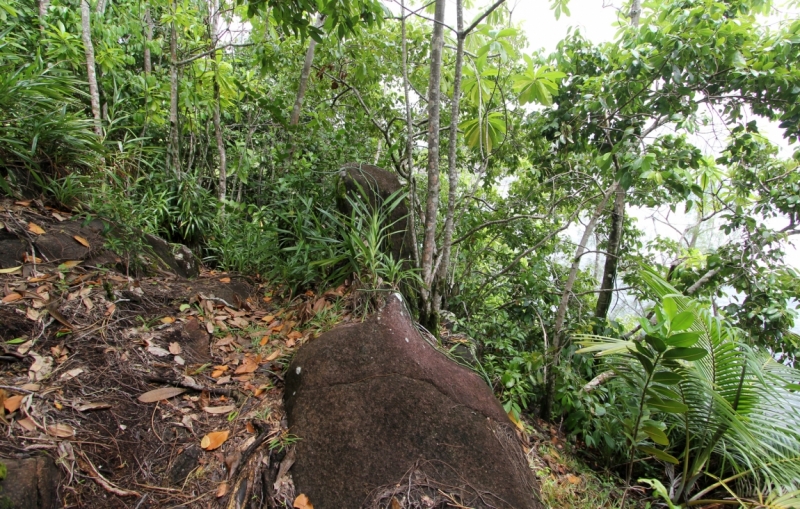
(648, 385), (682, 401)
(662, 297), (677, 320)
(665, 332), (700, 348)
(670, 310), (695, 332)
(637, 445), (680, 464)
(641, 425), (670, 446)
(663, 347), (708, 361)
(652, 372), (682, 385)
(644, 335), (667, 353)
(633, 352), (654, 374)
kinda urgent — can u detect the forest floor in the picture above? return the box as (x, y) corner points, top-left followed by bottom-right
(0, 199), (636, 508)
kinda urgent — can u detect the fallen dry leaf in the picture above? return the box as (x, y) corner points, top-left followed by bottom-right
(235, 355), (260, 374)
(206, 321), (214, 334)
(17, 417), (37, 432)
(46, 423), (75, 438)
(261, 314), (275, 322)
(200, 430), (230, 450)
(15, 200), (32, 207)
(294, 493), (314, 509)
(52, 212), (67, 221)
(203, 405), (235, 415)
(147, 345), (171, 357)
(75, 402), (111, 412)
(4, 395), (23, 413)
(265, 350), (281, 362)
(174, 355), (185, 366)
(60, 368), (84, 381)
(390, 498), (402, 509)
(216, 482), (228, 498)
(73, 235), (90, 248)
(59, 260), (82, 269)
(566, 474), (581, 485)
(137, 387), (187, 403)
(2, 292), (22, 303)
(0, 266), (22, 274)
(161, 316), (176, 324)
(28, 222), (45, 235)
(219, 277), (231, 283)
(168, 342), (182, 355)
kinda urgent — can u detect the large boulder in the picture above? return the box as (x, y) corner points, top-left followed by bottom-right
(284, 294), (543, 509)
(337, 163), (414, 263)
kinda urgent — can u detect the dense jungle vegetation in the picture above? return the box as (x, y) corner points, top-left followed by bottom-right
(2, 0), (800, 504)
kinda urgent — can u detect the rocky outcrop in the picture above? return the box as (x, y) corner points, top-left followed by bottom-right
(337, 163), (414, 263)
(284, 294), (543, 509)
(0, 456), (60, 509)
(0, 202), (199, 278)
(143, 233), (200, 279)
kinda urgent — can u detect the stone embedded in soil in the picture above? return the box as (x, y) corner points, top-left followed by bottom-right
(32, 221), (98, 262)
(144, 234), (199, 279)
(165, 318), (211, 364)
(0, 236), (27, 269)
(168, 445), (201, 485)
(0, 456), (60, 509)
(284, 295), (544, 509)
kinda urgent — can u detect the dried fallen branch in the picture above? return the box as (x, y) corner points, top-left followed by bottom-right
(77, 449), (141, 498)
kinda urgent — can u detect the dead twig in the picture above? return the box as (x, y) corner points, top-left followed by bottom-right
(76, 448), (141, 497)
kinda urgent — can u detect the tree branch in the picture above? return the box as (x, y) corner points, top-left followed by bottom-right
(177, 43), (254, 66)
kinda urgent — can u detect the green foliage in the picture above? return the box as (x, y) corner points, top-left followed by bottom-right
(577, 269), (800, 506)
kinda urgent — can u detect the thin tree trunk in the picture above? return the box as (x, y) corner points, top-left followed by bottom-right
(400, 0), (420, 268)
(432, 0), (464, 318)
(95, 0), (106, 15)
(210, 0), (226, 200)
(80, 0), (102, 137)
(143, 6), (153, 74)
(38, 0), (50, 24)
(168, 1), (181, 173)
(419, 0), (446, 331)
(542, 183), (617, 419)
(595, 186), (625, 319)
(289, 16), (323, 126)
(593, 0), (641, 321)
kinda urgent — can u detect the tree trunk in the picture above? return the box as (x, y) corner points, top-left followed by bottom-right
(289, 16), (323, 126)
(38, 0), (50, 23)
(542, 183), (617, 419)
(593, 0), (641, 321)
(595, 186), (625, 319)
(432, 0), (464, 318)
(168, 1), (181, 173)
(400, 0), (420, 268)
(79, 0), (102, 137)
(143, 6), (153, 75)
(419, 0), (447, 332)
(210, 0), (226, 201)
(95, 0), (106, 15)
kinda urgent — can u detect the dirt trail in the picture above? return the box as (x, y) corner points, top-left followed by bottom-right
(0, 198), (349, 508)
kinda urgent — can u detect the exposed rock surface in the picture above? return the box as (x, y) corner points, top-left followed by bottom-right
(284, 295), (543, 509)
(144, 233), (200, 279)
(337, 163), (414, 263)
(0, 456), (60, 509)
